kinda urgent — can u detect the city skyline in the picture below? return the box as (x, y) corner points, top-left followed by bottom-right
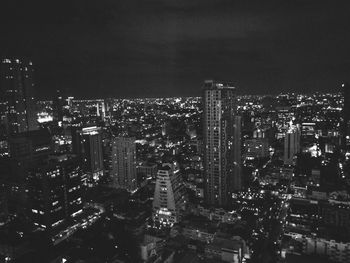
(1, 0), (350, 98)
(1, 1), (350, 263)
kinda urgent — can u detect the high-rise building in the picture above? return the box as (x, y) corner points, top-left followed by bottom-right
(0, 58), (37, 135)
(96, 101), (106, 120)
(233, 116), (242, 191)
(110, 137), (137, 192)
(52, 89), (66, 123)
(284, 125), (301, 165)
(152, 161), (187, 227)
(341, 83), (350, 148)
(72, 126), (104, 186)
(9, 129), (52, 184)
(244, 138), (269, 160)
(9, 129), (52, 169)
(203, 80), (241, 207)
(102, 136), (112, 179)
(7, 129), (52, 214)
(27, 154), (83, 231)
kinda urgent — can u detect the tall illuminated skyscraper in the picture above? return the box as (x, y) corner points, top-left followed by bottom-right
(52, 89), (66, 123)
(0, 58), (37, 135)
(8, 129), (52, 214)
(284, 125), (301, 165)
(203, 80), (241, 207)
(232, 115), (242, 191)
(72, 126), (104, 186)
(110, 137), (137, 192)
(27, 154), (83, 232)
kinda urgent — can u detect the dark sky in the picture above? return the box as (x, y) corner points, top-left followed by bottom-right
(1, 0), (350, 99)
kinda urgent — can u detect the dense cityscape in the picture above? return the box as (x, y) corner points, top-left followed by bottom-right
(0, 58), (350, 263)
(2, 0), (350, 262)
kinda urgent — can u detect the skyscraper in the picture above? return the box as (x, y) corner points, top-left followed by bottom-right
(0, 58), (37, 135)
(233, 116), (242, 192)
(8, 129), (52, 214)
(110, 137), (137, 192)
(96, 101), (106, 120)
(27, 154), (83, 231)
(284, 125), (301, 165)
(52, 89), (66, 123)
(104, 98), (114, 122)
(152, 161), (187, 227)
(72, 126), (104, 186)
(203, 80), (241, 207)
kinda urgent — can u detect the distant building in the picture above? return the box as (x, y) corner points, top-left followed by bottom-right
(321, 200), (350, 230)
(104, 98), (114, 121)
(72, 126), (104, 186)
(320, 159), (341, 192)
(8, 129), (52, 214)
(302, 236), (350, 263)
(0, 58), (37, 135)
(175, 216), (217, 243)
(244, 138), (269, 159)
(252, 129), (265, 139)
(102, 136), (112, 178)
(203, 80), (241, 207)
(27, 154), (83, 231)
(276, 106), (294, 134)
(9, 129), (52, 168)
(110, 137), (137, 192)
(0, 157), (10, 219)
(195, 205), (239, 223)
(284, 125), (301, 165)
(153, 162), (187, 227)
(301, 122), (316, 138)
(96, 101), (106, 120)
(52, 89), (66, 123)
(205, 236), (247, 263)
(189, 137), (203, 155)
(342, 83), (350, 148)
(137, 161), (157, 180)
(232, 116), (242, 192)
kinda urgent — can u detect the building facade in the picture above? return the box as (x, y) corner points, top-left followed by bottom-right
(72, 126), (104, 186)
(244, 138), (269, 160)
(203, 80), (241, 207)
(284, 125), (301, 165)
(153, 161), (187, 227)
(0, 58), (37, 135)
(110, 137), (137, 192)
(27, 154), (83, 231)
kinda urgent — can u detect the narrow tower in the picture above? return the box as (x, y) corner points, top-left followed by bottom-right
(203, 80), (241, 207)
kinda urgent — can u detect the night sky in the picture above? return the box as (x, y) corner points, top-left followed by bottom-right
(1, 0), (350, 99)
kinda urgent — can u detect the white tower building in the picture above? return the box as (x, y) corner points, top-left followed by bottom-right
(152, 161), (186, 227)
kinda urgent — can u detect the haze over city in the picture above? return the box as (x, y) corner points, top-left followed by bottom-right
(1, 0), (350, 98)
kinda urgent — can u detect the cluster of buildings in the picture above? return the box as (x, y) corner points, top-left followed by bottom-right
(1, 57), (350, 263)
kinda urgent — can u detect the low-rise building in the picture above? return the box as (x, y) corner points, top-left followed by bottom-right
(205, 236), (247, 263)
(302, 236), (350, 263)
